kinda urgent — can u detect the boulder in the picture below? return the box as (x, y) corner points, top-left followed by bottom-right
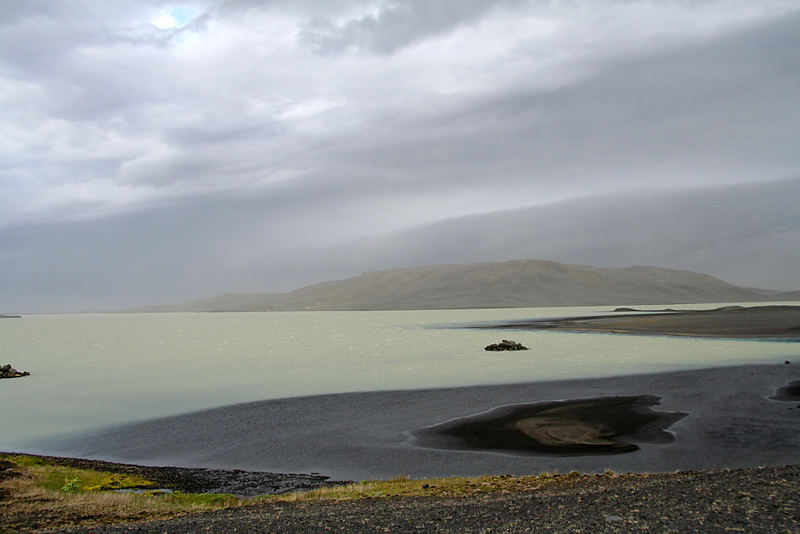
(484, 339), (528, 351)
(0, 364), (30, 379)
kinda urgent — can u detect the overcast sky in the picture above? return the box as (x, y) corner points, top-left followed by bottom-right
(2, 1), (799, 312)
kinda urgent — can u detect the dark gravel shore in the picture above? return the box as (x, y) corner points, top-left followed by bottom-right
(46, 464), (800, 534)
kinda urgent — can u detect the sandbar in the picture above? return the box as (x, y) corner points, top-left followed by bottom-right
(410, 395), (686, 455)
(481, 305), (800, 338)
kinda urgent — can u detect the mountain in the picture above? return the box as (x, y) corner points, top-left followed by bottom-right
(132, 259), (795, 312)
(303, 178), (800, 294)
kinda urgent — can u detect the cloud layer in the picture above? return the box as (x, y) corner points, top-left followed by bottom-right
(1, 1), (799, 311)
(322, 178), (800, 292)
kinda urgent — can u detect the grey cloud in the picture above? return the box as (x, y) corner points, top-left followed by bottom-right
(162, 117), (286, 148)
(0, 12), (172, 126)
(0, 2), (167, 71)
(1, 1), (798, 312)
(300, 0), (520, 55)
(2, 178), (797, 314)
(0, 172), (422, 312)
(6, 2), (798, 212)
(0, 194), (308, 312)
(301, 10), (800, 200)
(211, 0), (368, 17)
(318, 178), (800, 292)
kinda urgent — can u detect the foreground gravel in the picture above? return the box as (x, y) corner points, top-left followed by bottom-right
(49, 464), (799, 534)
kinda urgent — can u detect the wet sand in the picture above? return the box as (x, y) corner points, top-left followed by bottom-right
(47, 364), (800, 481)
(481, 305), (800, 338)
(411, 396), (686, 455)
(771, 379), (800, 401)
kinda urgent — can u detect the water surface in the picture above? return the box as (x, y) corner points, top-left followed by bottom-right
(1, 303), (797, 452)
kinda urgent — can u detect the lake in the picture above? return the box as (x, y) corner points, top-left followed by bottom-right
(1, 303), (798, 453)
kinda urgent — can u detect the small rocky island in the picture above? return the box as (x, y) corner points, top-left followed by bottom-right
(485, 339), (528, 351)
(1, 364), (30, 379)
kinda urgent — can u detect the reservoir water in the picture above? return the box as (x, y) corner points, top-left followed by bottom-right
(1, 303), (798, 453)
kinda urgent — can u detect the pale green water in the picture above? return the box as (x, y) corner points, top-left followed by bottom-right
(1, 304), (798, 451)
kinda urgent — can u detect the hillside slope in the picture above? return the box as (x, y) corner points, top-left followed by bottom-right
(134, 259), (794, 312)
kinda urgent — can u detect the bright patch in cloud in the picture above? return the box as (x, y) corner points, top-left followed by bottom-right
(152, 12), (178, 29)
(151, 5), (197, 29)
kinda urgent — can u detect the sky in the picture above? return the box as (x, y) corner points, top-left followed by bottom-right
(2, 0), (799, 312)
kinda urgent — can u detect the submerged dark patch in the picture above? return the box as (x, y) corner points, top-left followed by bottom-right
(770, 379), (800, 401)
(410, 396), (687, 456)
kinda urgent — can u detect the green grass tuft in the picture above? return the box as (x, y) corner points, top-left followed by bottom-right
(0, 452), (615, 532)
(259, 472), (577, 503)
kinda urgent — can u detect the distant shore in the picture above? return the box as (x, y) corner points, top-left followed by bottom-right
(482, 305), (800, 339)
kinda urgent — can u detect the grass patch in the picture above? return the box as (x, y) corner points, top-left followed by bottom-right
(0, 454), (246, 532)
(1, 453), (156, 492)
(263, 471), (591, 503)
(0, 453), (615, 532)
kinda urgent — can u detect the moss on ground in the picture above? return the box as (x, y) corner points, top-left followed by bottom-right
(264, 470), (611, 503)
(2, 453), (157, 492)
(0, 453), (620, 532)
(0, 454), (243, 532)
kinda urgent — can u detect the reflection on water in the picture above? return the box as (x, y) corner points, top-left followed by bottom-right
(0, 303), (797, 451)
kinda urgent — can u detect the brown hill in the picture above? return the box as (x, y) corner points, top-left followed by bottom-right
(132, 259), (796, 312)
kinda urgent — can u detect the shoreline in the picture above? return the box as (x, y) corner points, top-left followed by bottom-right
(7, 362), (800, 531)
(0, 452), (342, 497)
(1, 454), (798, 533)
(42, 363), (800, 481)
(478, 304), (800, 339)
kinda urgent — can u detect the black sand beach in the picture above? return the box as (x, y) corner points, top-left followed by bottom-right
(51, 364), (800, 482)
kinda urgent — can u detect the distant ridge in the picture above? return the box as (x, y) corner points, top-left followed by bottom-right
(129, 259), (797, 312)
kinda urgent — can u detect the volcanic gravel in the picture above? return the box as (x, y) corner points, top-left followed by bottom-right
(45, 464), (800, 534)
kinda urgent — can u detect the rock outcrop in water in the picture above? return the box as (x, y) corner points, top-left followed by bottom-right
(1, 364), (29, 379)
(484, 340), (528, 351)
